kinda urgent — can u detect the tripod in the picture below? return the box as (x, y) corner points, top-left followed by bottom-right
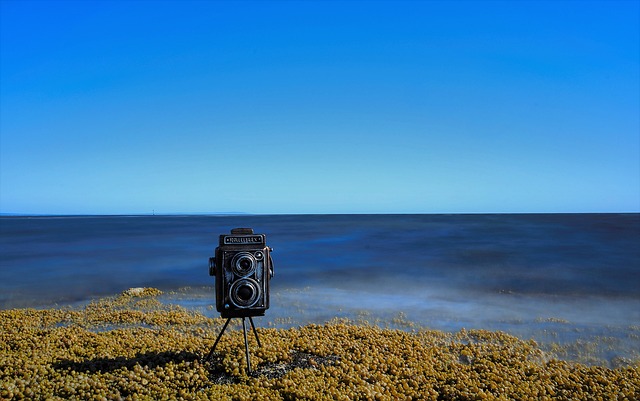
(205, 316), (262, 373)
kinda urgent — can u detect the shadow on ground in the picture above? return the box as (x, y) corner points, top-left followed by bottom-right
(54, 350), (200, 373)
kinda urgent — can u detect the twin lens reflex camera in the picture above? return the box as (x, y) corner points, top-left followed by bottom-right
(208, 228), (274, 319)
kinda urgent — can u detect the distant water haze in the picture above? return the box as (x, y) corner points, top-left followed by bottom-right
(1, 214), (639, 357)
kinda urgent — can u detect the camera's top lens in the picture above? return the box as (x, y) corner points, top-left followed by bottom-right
(231, 252), (256, 277)
(239, 259), (252, 271)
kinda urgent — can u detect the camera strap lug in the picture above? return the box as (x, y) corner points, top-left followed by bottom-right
(268, 247), (274, 278)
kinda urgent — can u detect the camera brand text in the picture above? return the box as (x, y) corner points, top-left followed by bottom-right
(224, 236), (263, 244)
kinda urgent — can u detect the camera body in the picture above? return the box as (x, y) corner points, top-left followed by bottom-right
(209, 228), (273, 318)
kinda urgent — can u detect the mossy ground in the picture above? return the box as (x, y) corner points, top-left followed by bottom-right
(1, 288), (638, 400)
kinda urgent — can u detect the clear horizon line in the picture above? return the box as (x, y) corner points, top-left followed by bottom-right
(1, 211), (639, 217)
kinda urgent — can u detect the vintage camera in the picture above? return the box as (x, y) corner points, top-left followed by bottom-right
(209, 228), (273, 318)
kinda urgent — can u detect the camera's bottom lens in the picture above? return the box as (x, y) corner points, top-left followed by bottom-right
(229, 278), (260, 308)
(237, 286), (253, 302)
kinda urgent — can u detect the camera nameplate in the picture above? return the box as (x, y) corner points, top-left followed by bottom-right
(224, 235), (264, 245)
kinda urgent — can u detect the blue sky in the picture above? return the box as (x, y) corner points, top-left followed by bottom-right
(1, 0), (638, 215)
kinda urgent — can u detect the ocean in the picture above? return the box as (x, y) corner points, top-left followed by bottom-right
(1, 213), (639, 363)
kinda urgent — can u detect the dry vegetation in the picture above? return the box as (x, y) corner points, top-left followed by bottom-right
(1, 288), (638, 400)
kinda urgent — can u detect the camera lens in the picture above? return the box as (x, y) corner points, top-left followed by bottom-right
(237, 285), (253, 302)
(229, 278), (260, 308)
(231, 252), (256, 277)
(240, 259), (251, 270)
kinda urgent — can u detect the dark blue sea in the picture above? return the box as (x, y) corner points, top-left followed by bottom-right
(1, 214), (639, 363)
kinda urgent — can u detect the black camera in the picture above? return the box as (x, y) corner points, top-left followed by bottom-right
(209, 228), (273, 318)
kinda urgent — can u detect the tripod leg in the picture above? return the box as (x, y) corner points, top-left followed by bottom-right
(206, 317), (232, 361)
(248, 316), (262, 348)
(242, 317), (252, 373)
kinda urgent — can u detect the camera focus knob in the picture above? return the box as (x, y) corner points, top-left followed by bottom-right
(209, 257), (216, 276)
